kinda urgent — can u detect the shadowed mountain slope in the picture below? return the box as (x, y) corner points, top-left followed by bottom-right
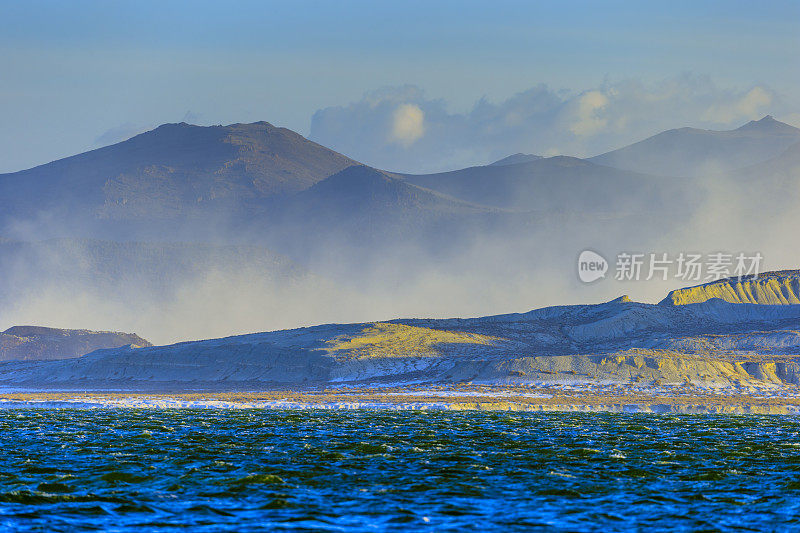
(693, 140), (800, 223)
(589, 116), (800, 177)
(734, 140), (800, 182)
(401, 156), (688, 215)
(0, 117), (795, 299)
(0, 122), (358, 233)
(0, 326), (151, 362)
(2, 116), (795, 241)
(291, 165), (491, 216)
(267, 165), (502, 253)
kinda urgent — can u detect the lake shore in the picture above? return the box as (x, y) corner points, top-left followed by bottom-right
(3, 383), (800, 414)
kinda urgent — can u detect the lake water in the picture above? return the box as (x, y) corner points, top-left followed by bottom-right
(1, 409), (798, 531)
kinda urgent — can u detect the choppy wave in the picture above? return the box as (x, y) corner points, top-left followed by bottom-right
(1, 410), (800, 531)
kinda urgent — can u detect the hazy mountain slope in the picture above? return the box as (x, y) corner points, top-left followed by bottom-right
(0, 238), (310, 299)
(294, 166), (488, 214)
(1, 116), (794, 245)
(0, 121), (514, 247)
(589, 116), (800, 177)
(402, 156), (686, 214)
(739, 140), (800, 176)
(0, 122), (358, 232)
(661, 271), (800, 306)
(489, 153), (543, 166)
(268, 165), (503, 252)
(2, 284), (798, 389)
(687, 140), (800, 232)
(0, 326), (150, 362)
(733, 140), (800, 193)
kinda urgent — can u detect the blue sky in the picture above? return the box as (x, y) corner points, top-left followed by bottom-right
(1, 0), (798, 172)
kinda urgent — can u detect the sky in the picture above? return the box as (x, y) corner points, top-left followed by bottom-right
(1, 0), (799, 173)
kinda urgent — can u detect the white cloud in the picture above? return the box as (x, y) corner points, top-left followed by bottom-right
(569, 91), (609, 136)
(389, 104), (425, 146)
(702, 86), (773, 124)
(310, 77), (793, 174)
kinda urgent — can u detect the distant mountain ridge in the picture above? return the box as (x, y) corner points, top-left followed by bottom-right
(1, 116), (795, 239)
(401, 155), (688, 214)
(0, 115), (796, 275)
(294, 165), (491, 215)
(590, 116), (800, 177)
(268, 165), (502, 256)
(0, 326), (150, 362)
(0, 121), (358, 229)
(489, 153), (543, 166)
(2, 279), (799, 389)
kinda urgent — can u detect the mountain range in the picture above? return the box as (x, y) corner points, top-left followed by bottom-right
(0, 326), (150, 362)
(1, 271), (798, 389)
(402, 155), (686, 214)
(590, 115), (800, 177)
(0, 114), (798, 342)
(1, 115), (796, 244)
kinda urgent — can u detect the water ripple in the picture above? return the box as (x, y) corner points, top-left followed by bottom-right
(0, 410), (798, 531)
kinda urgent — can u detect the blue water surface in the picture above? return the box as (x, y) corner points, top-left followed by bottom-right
(0, 410), (798, 532)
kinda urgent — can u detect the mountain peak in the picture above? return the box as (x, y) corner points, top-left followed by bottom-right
(0, 120), (361, 231)
(590, 115), (800, 176)
(735, 115), (799, 135)
(609, 295), (633, 304)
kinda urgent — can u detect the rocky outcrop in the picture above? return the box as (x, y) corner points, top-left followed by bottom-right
(0, 326), (151, 362)
(661, 270), (800, 306)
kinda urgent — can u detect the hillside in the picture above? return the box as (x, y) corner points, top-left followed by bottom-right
(489, 153), (543, 166)
(401, 155), (690, 215)
(733, 140), (800, 191)
(661, 270), (800, 306)
(589, 116), (800, 177)
(267, 165), (502, 253)
(1, 116), (795, 245)
(0, 116), (796, 316)
(0, 122), (358, 234)
(0, 326), (150, 362)
(293, 165), (487, 215)
(1, 282), (798, 389)
(738, 140), (800, 177)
